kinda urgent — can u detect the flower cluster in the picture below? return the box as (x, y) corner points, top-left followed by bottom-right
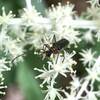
(35, 52), (100, 100)
(84, 0), (100, 42)
(0, 0), (100, 99)
(0, 74), (7, 95)
(35, 51), (76, 87)
(33, 0), (100, 100)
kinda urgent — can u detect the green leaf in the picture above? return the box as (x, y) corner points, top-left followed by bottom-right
(17, 62), (44, 100)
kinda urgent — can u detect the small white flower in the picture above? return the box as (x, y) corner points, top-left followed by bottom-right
(47, 2), (75, 23)
(85, 90), (100, 100)
(0, 7), (14, 25)
(41, 34), (54, 47)
(34, 66), (54, 87)
(49, 51), (76, 77)
(0, 74), (7, 95)
(0, 30), (9, 50)
(70, 75), (81, 90)
(34, 51), (76, 87)
(21, 3), (48, 33)
(0, 58), (10, 73)
(32, 33), (53, 49)
(86, 6), (100, 19)
(84, 85), (100, 100)
(54, 27), (81, 46)
(47, 2), (80, 47)
(86, 56), (100, 83)
(44, 85), (63, 100)
(86, 68), (98, 84)
(82, 30), (94, 44)
(80, 49), (96, 67)
(4, 39), (24, 63)
(21, 6), (41, 24)
(63, 89), (78, 100)
(93, 56), (100, 69)
(27, 32), (44, 49)
(88, 0), (100, 7)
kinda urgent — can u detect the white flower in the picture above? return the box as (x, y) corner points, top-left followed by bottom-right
(44, 85), (63, 100)
(0, 74), (7, 95)
(87, 6), (100, 30)
(70, 75), (81, 90)
(49, 51), (76, 77)
(0, 58), (11, 74)
(0, 58), (10, 73)
(21, 6), (42, 24)
(86, 56), (100, 83)
(82, 30), (94, 44)
(63, 89), (78, 100)
(27, 32), (43, 49)
(47, 2), (81, 47)
(38, 34), (56, 50)
(41, 34), (54, 47)
(34, 66), (54, 87)
(4, 39), (24, 63)
(55, 27), (81, 46)
(83, 84), (100, 100)
(47, 2), (75, 23)
(88, 0), (100, 7)
(0, 29), (9, 50)
(9, 24), (26, 40)
(86, 6), (100, 19)
(0, 7), (14, 25)
(21, 1), (48, 33)
(31, 33), (54, 49)
(34, 51), (76, 87)
(93, 56), (100, 69)
(0, 25), (24, 63)
(86, 68), (98, 84)
(80, 49), (96, 67)
(85, 90), (100, 100)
